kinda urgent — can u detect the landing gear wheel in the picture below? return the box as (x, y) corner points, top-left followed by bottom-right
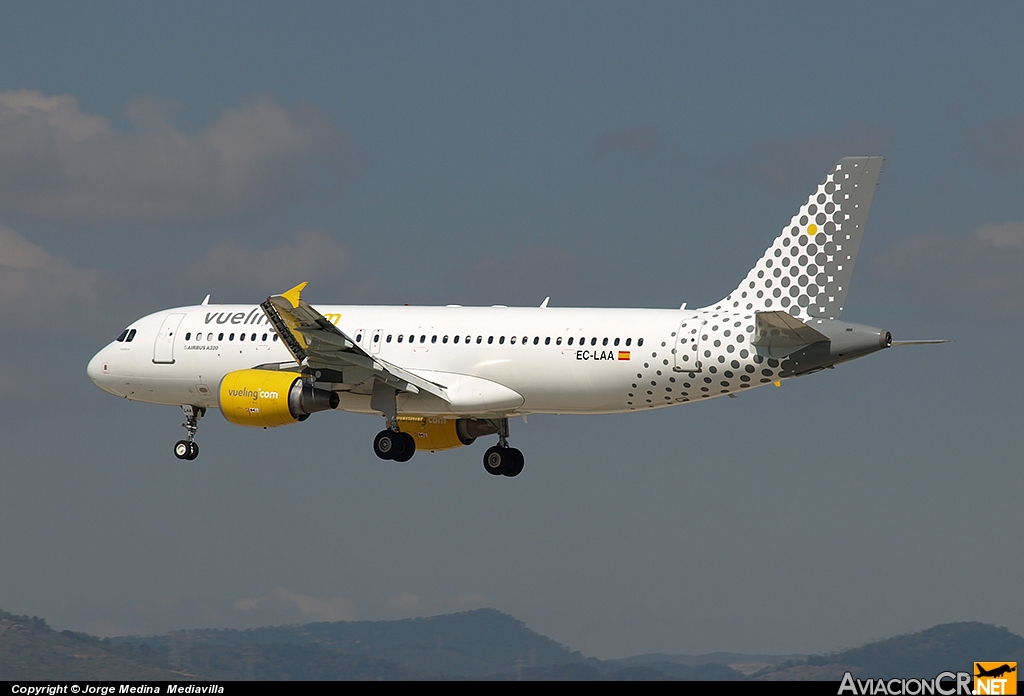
(483, 445), (512, 476)
(392, 432), (416, 462)
(503, 448), (524, 477)
(186, 441), (199, 460)
(374, 429), (405, 460)
(174, 440), (191, 460)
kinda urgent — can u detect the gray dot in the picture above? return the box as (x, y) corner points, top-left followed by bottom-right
(799, 215), (808, 225)
(798, 275), (808, 287)
(798, 294), (810, 307)
(781, 297), (790, 307)
(817, 193), (826, 204)
(816, 213), (827, 225)
(808, 204), (818, 214)
(816, 273), (827, 285)
(789, 286), (799, 297)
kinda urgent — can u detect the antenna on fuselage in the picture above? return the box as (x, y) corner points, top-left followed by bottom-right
(201, 294), (210, 305)
(540, 297), (550, 308)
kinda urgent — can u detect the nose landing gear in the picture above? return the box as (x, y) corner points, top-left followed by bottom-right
(173, 405), (205, 460)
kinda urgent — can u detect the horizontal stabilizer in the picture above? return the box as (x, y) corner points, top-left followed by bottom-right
(752, 311), (829, 348)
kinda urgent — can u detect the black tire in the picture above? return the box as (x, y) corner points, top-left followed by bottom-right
(174, 440), (191, 460)
(503, 448), (524, 477)
(393, 432), (416, 462)
(373, 430), (402, 460)
(186, 441), (200, 460)
(482, 445), (509, 475)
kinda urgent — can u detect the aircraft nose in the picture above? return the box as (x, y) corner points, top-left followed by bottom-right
(87, 347), (111, 389)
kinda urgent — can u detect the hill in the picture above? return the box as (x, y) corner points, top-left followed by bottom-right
(0, 609), (184, 680)
(758, 622), (1024, 680)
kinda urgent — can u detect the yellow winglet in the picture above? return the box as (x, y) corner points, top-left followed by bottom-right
(280, 282), (308, 309)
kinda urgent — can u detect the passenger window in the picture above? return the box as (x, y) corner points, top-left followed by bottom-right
(420, 335), (426, 343)
(568, 337), (574, 346)
(602, 337), (608, 346)
(373, 334), (380, 343)
(197, 333), (203, 342)
(356, 333), (363, 342)
(614, 338), (620, 346)
(580, 337), (585, 345)
(443, 335), (448, 343)
(544, 337), (550, 345)
(534, 336), (540, 345)
(556, 337), (562, 345)
(488, 336), (494, 344)
(522, 336), (527, 344)
(184, 332), (191, 341)
(409, 335), (414, 343)
(116, 329), (129, 342)
(251, 333), (256, 341)
(229, 333), (235, 341)
(240, 333), (246, 341)
(509, 336), (515, 344)
(476, 336), (482, 344)
(638, 338), (644, 346)
(218, 333), (224, 341)
(500, 336), (506, 344)
(261, 333), (267, 342)
(626, 338), (632, 346)
(386, 334), (392, 343)
(591, 337), (597, 346)
(431, 335), (437, 343)
(453, 335), (459, 343)
(273, 335), (278, 342)
(398, 335), (403, 343)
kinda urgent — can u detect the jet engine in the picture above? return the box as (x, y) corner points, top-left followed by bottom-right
(219, 369), (339, 428)
(396, 416), (498, 452)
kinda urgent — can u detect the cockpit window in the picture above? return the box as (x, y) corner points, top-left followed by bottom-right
(116, 329), (129, 342)
(126, 329), (137, 342)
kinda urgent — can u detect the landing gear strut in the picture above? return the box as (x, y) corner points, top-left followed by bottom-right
(174, 405), (205, 460)
(482, 418), (524, 477)
(370, 381), (416, 462)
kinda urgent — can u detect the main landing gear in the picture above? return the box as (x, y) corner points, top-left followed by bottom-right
(373, 426), (416, 462)
(173, 405), (205, 460)
(482, 418), (524, 478)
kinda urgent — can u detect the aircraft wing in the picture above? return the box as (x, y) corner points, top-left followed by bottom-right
(259, 283), (449, 402)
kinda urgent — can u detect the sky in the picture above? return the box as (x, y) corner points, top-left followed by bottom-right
(1, 2), (1022, 659)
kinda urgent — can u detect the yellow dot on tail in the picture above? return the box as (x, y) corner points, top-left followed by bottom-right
(807, 223), (818, 236)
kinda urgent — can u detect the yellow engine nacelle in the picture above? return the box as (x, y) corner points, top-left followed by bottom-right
(397, 416), (479, 452)
(219, 369), (338, 428)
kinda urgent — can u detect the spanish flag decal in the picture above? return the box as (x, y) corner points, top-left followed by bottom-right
(618, 351), (630, 361)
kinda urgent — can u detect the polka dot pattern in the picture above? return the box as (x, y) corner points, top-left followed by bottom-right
(624, 158), (882, 412)
(707, 157), (883, 322)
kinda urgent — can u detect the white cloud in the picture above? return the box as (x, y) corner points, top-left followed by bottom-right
(0, 222), (115, 330)
(0, 90), (347, 224)
(872, 221), (1024, 313)
(233, 588), (358, 623)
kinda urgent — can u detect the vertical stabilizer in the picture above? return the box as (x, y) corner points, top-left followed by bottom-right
(703, 157), (883, 320)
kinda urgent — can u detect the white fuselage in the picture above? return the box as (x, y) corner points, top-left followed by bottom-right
(87, 303), (783, 419)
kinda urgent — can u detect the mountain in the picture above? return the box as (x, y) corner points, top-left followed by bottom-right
(0, 609), (182, 680)
(758, 622), (1024, 680)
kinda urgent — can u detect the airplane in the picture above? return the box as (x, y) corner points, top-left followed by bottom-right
(87, 157), (941, 477)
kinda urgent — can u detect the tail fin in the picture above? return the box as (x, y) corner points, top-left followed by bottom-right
(704, 157), (883, 321)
